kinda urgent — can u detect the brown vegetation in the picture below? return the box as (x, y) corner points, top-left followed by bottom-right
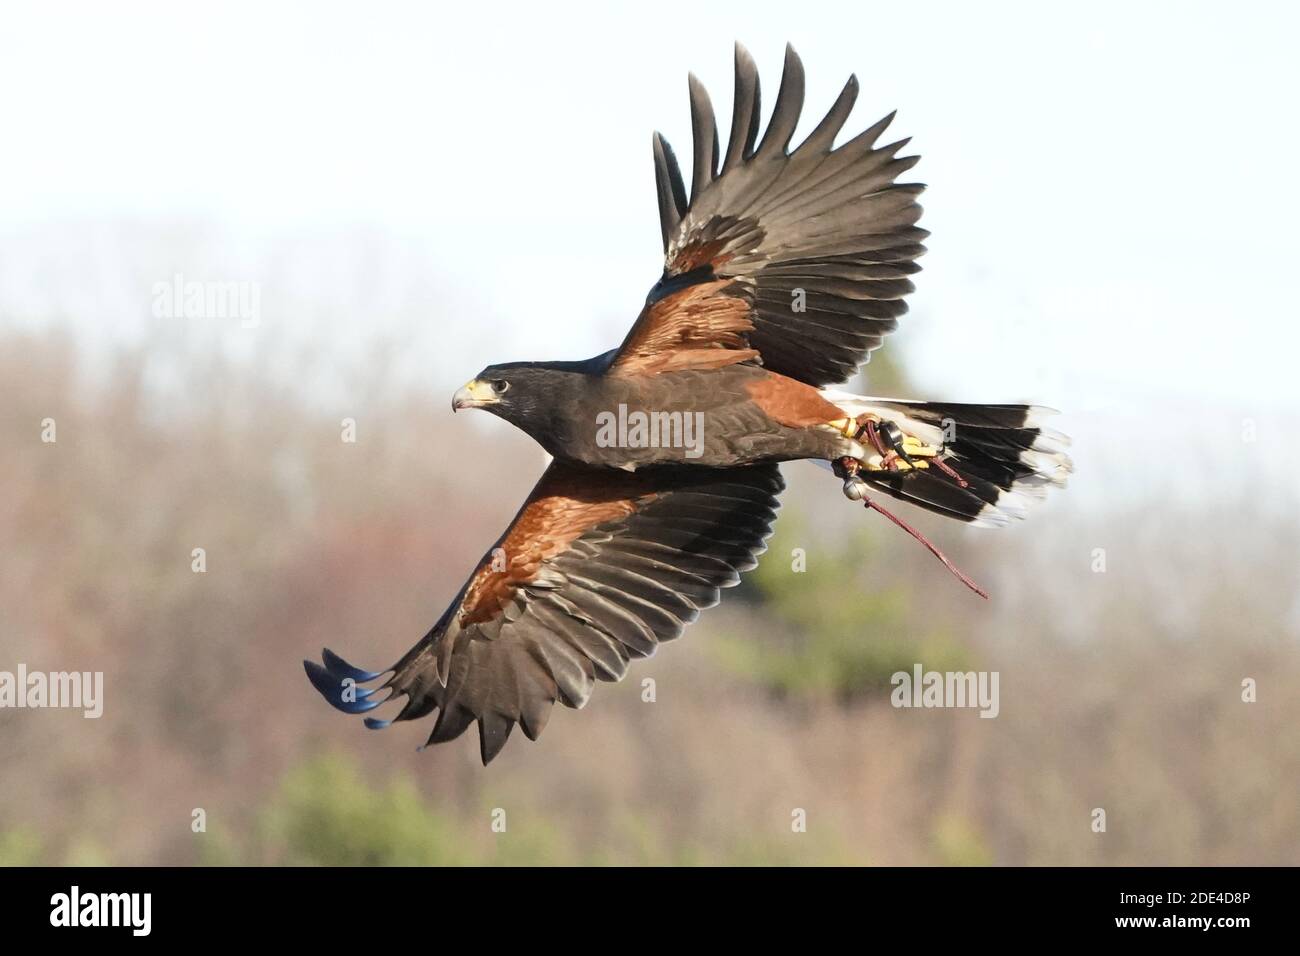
(1, 329), (1296, 865)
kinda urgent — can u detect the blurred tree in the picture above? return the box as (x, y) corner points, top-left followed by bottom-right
(0, 829), (44, 866)
(217, 754), (577, 866)
(932, 813), (995, 866)
(716, 510), (973, 704)
(251, 754), (474, 866)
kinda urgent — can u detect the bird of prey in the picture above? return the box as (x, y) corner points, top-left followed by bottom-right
(306, 43), (1071, 764)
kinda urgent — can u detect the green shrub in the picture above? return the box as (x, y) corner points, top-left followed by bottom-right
(254, 753), (473, 866)
(0, 829), (44, 866)
(719, 512), (974, 702)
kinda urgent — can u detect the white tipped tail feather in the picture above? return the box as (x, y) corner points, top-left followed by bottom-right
(820, 390), (1073, 528)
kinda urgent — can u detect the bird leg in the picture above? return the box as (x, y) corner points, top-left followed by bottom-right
(856, 416), (921, 472)
(860, 418), (897, 469)
(851, 414), (969, 488)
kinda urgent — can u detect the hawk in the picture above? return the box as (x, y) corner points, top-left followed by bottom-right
(305, 44), (1071, 763)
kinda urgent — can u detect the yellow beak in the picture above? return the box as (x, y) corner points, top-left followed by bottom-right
(451, 379), (499, 412)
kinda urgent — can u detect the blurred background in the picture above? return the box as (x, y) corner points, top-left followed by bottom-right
(2, 0), (1298, 865)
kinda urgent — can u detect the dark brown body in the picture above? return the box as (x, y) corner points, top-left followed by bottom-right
(535, 365), (852, 469)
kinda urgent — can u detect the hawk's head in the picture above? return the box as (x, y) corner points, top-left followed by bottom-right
(452, 361), (597, 450)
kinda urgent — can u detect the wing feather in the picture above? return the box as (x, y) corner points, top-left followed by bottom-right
(614, 43), (927, 385)
(305, 461), (783, 763)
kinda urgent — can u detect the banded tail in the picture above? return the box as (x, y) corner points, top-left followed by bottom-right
(822, 391), (1072, 528)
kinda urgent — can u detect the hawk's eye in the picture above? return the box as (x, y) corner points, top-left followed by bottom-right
(492, 379), (510, 394)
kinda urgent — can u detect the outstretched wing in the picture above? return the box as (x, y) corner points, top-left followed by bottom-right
(611, 43), (925, 385)
(305, 461), (783, 764)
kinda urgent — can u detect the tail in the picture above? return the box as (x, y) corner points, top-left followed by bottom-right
(821, 391), (1072, 527)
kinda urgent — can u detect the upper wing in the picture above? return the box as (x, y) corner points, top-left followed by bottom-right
(610, 43), (926, 385)
(305, 461), (783, 764)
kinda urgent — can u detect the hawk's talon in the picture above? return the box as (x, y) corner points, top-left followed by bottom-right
(848, 416), (955, 477)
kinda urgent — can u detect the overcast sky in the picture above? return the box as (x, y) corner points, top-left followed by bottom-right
(2, 1), (1298, 507)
